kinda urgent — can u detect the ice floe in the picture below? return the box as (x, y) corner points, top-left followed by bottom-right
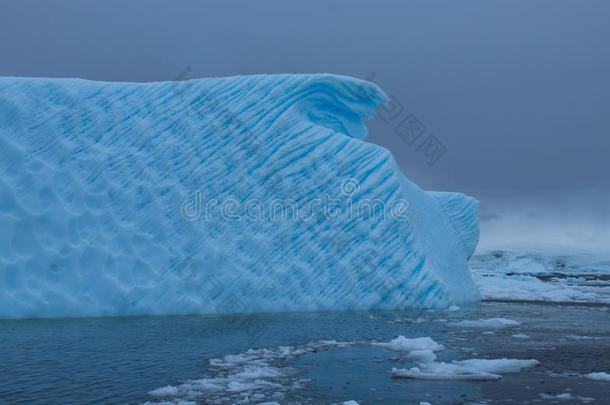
(584, 372), (610, 381)
(145, 340), (352, 404)
(539, 393), (595, 402)
(406, 349), (438, 363)
(373, 336), (444, 352)
(470, 251), (610, 304)
(448, 318), (521, 329)
(392, 358), (539, 381)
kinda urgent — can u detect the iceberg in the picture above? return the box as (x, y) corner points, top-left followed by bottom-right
(0, 74), (479, 319)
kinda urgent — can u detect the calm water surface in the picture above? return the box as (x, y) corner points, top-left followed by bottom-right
(1, 302), (609, 404)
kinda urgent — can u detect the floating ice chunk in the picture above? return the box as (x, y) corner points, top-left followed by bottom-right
(540, 393), (574, 400)
(148, 386), (179, 397)
(512, 333), (530, 339)
(407, 349), (437, 363)
(584, 372), (610, 381)
(232, 365), (284, 379)
(449, 318), (521, 329)
(452, 358), (539, 373)
(373, 336), (444, 352)
(392, 358), (538, 381)
(146, 339), (353, 403)
(539, 393), (594, 401)
(343, 401), (360, 405)
(226, 380), (260, 392)
(392, 366), (501, 381)
(567, 335), (599, 340)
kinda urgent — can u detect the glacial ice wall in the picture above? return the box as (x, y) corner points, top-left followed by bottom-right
(0, 74), (479, 319)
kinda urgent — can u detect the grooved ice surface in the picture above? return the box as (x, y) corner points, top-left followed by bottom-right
(0, 74), (479, 318)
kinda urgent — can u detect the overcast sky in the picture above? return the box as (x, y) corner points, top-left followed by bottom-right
(1, 0), (608, 237)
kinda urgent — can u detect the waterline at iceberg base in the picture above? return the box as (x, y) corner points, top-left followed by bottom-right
(0, 74), (479, 319)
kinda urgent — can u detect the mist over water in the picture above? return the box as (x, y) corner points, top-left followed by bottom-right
(477, 189), (610, 255)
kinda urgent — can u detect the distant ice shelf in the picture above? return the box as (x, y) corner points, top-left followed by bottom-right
(0, 74), (480, 318)
(470, 251), (610, 304)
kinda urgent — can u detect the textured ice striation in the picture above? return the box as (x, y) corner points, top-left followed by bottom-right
(0, 74), (479, 318)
